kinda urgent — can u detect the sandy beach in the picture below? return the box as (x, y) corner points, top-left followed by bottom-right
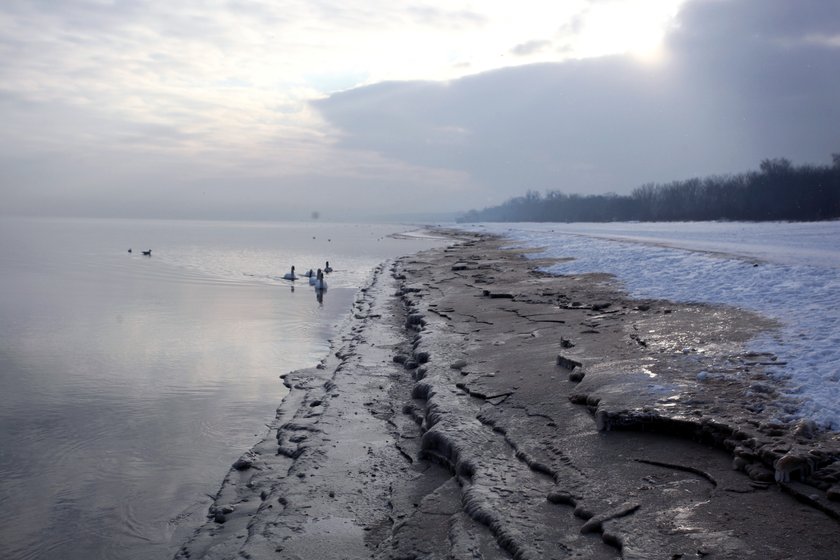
(176, 231), (840, 559)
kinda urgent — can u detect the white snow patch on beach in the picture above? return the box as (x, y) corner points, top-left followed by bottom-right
(463, 222), (840, 429)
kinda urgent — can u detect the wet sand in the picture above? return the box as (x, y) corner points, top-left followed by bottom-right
(176, 231), (840, 559)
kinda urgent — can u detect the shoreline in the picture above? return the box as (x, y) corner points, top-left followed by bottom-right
(174, 256), (424, 558)
(176, 231), (840, 559)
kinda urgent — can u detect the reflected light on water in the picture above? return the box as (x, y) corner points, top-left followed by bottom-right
(0, 217), (448, 560)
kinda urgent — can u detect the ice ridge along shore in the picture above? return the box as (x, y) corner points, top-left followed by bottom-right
(176, 231), (840, 559)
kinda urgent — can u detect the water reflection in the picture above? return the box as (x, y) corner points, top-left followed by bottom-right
(0, 217), (450, 560)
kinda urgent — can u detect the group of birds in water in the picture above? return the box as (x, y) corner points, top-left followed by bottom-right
(128, 248), (152, 256)
(129, 247), (330, 291)
(284, 261), (332, 291)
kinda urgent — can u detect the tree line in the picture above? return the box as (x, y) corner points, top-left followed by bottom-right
(457, 155), (840, 223)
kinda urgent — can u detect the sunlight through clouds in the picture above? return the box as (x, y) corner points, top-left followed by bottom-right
(0, 0), (686, 191)
(1, 0), (835, 220)
(570, 0), (685, 62)
(0, 1), (687, 142)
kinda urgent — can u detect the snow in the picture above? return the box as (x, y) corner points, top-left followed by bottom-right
(462, 221), (840, 429)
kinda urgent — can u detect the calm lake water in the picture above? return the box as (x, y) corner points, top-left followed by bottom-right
(0, 217), (447, 560)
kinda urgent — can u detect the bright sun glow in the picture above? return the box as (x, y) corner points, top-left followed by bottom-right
(573, 0), (683, 63)
(0, 0), (689, 179)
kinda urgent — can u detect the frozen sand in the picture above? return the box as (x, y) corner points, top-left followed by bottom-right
(177, 232), (840, 559)
(467, 221), (840, 429)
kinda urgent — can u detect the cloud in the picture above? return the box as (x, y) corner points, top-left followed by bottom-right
(315, 60), (696, 199)
(405, 5), (487, 28)
(313, 0), (840, 206)
(664, 0), (840, 161)
(511, 40), (552, 57)
(2, 0), (837, 219)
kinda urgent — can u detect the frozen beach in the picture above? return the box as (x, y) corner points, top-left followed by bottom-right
(178, 228), (840, 559)
(469, 221), (840, 429)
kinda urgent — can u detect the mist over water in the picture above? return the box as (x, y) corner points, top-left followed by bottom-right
(0, 217), (447, 560)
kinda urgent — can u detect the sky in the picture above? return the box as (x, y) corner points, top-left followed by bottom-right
(1, 0), (839, 221)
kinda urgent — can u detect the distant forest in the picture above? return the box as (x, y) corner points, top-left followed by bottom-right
(457, 155), (840, 223)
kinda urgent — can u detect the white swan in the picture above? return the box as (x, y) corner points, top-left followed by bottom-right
(282, 266), (297, 281)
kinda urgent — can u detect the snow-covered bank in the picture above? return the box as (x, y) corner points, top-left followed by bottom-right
(463, 222), (840, 429)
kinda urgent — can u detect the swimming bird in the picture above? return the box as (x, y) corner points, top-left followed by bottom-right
(283, 266), (297, 281)
(309, 269), (319, 286)
(304, 269), (315, 278)
(142, 249), (152, 256)
(314, 269), (328, 291)
(324, 261), (333, 273)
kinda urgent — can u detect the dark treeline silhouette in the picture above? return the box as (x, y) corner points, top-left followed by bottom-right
(458, 156), (840, 223)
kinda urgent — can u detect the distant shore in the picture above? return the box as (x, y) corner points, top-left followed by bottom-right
(176, 230), (840, 559)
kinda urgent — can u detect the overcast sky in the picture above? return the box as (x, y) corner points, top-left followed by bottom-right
(1, 0), (838, 220)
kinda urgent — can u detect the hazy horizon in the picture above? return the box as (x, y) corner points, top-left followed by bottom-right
(2, 0), (839, 221)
